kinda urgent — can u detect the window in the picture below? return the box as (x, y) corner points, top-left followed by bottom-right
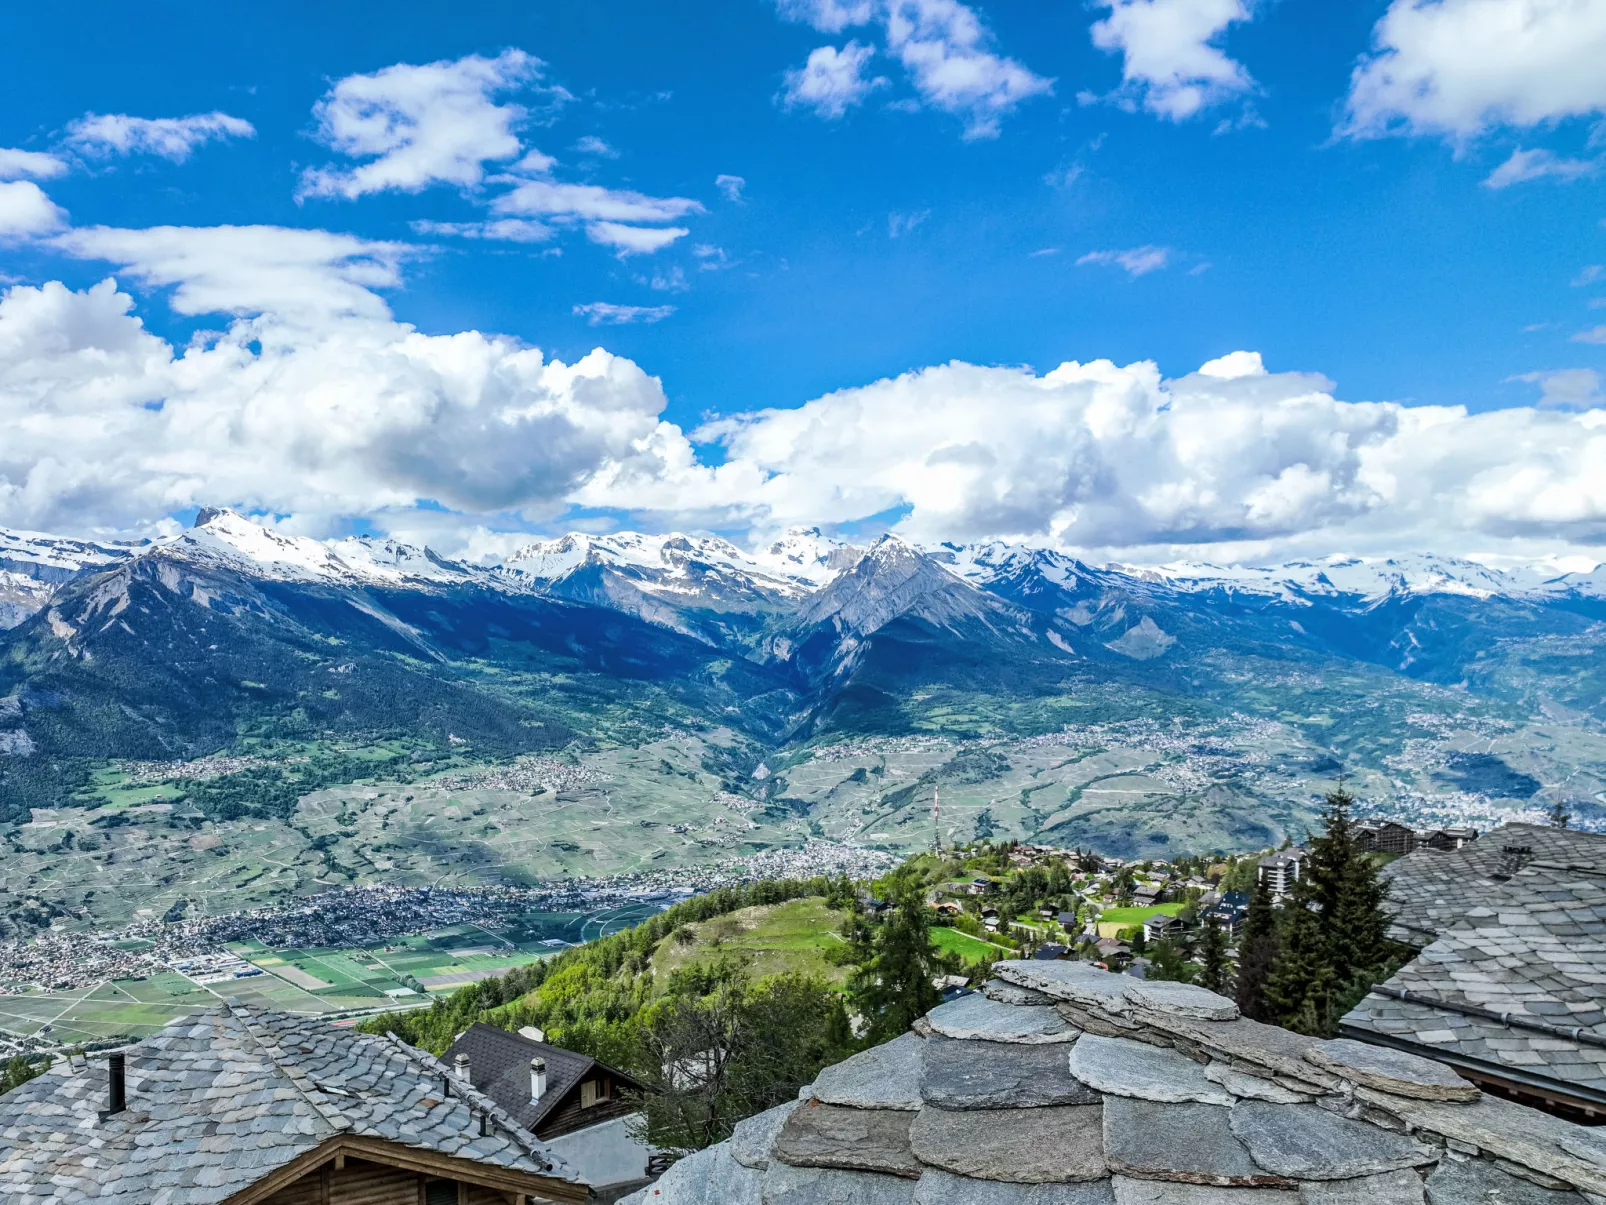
(580, 1078), (612, 1108)
(424, 1180), (458, 1205)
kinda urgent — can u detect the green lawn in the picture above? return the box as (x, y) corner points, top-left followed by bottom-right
(930, 925), (1008, 964)
(653, 897), (851, 986)
(1095, 903), (1185, 926)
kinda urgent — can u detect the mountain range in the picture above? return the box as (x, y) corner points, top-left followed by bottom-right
(2, 507), (1604, 828)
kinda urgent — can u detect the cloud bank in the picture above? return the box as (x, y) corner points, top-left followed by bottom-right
(2, 236), (1604, 565)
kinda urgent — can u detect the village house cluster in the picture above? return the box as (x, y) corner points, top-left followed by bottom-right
(0, 840), (893, 998)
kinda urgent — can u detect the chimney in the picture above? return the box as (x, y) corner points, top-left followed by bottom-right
(530, 1057), (547, 1103)
(107, 1052), (126, 1115)
(454, 1053), (472, 1086)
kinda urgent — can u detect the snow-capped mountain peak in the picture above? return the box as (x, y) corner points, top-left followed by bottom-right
(0, 526), (148, 628)
(752, 527), (864, 584)
(169, 508), (471, 586)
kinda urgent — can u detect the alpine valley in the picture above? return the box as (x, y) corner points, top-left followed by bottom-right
(3, 508), (1605, 932)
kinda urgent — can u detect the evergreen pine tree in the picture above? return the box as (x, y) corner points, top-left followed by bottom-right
(1303, 786), (1393, 1020)
(1197, 914), (1231, 995)
(1550, 800), (1572, 829)
(1147, 939), (1193, 983)
(1261, 895), (1335, 1036)
(852, 889), (945, 1043)
(1234, 875), (1279, 1021)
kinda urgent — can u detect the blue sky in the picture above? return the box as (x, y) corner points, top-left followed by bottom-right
(1, 0), (1604, 563)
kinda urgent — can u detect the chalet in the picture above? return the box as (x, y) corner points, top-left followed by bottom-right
(443, 1024), (653, 1201)
(1131, 884), (1162, 906)
(1421, 825), (1478, 851)
(1355, 820), (1419, 855)
(1355, 823), (1480, 857)
(1032, 942), (1070, 961)
(0, 1003), (586, 1205)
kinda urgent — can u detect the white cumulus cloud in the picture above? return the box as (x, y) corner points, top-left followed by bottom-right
(781, 43), (883, 118)
(883, 0), (1054, 138)
(0, 181), (68, 240)
(1344, 0), (1606, 141)
(589, 356), (1606, 561)
(775, 0), (1050, 137)
(65, 112), (255, 161)
(0, 271), (674, 536)
(52, 225), (411, 324)
(299, 49), (548, 200)
(1089, 0), (1256, 121)
(492, 179), (703, 224)
(0, 148), (67, 180)
(9, 224), (1606, 564)
(585, 222), (690, 257)
(491, 179), (701, 256)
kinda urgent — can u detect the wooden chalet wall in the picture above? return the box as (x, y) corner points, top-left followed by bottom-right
(535, 1070), (636, 1139)
(260, 1157), (528, 1205)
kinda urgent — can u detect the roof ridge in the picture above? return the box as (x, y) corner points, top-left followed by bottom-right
(378, 1033), (562, 1175)
(222, 1000), (352, 1135)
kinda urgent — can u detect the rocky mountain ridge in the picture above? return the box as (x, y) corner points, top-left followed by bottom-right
(5, 509), (1603, 636)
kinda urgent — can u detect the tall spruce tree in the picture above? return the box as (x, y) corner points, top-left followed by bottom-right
(852, 889), (946, 1043)
(1303, 786), (1393, 1020)
(1259, 786), (1395, 1035)
(1261, 889), (1336, 1035)
(1197, 914), (1231, 995)
(1234, 874), (1279, 1020)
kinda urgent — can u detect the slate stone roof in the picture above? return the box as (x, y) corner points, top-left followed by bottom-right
(444, 1022), (645, 1133)
(0, 1002), (579, 1205)
(1341, 823), (1606, 1108)
(623, 960), (1606, 1205)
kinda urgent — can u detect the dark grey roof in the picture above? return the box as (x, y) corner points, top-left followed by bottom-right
(1377, 822), (1606, 947)
(0, 1002), (578, 1205)
(1341, 822), (1606, 1104)
(443, 1022), (643, 1133)
(623, 960), (1606, 1205)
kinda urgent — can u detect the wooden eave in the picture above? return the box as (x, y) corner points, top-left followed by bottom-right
(218, 1134), (589, 1205)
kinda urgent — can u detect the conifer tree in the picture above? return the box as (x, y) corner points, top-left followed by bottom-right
(1147, 938), (1193, 983)
(852, 889), (945, 1043)
(1261, 894), (1335, 1036)
(1197, 914), (1231, 995)
(1234, 875), (1279, 1021)
(1303, 785), (1393, 1019)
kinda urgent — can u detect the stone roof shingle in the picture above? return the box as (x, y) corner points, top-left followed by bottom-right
(0, 1002), (578, 1205)
(1341, 822), (1606, 1106)
(624, 960), (1606, 1205)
